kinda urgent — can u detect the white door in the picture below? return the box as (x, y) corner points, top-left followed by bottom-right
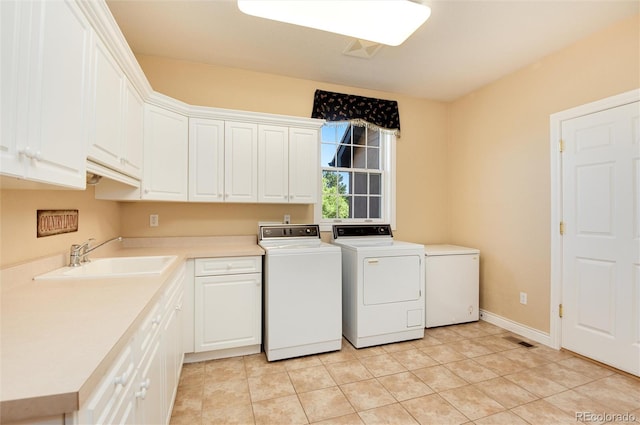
(561, 101), (639, 375)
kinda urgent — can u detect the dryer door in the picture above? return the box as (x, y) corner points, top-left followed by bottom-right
(363, 255), (421, 305)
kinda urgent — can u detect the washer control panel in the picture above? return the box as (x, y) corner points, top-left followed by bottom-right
(259, 224), (320, 240)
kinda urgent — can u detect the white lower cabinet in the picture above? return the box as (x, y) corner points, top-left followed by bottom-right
(193, 257), (262, 357)
(75, 263), (185, 425)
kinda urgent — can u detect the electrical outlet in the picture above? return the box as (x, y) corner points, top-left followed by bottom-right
(519, 292), (527, 305)
(284, 214), (291, 224)
(149, 214), (159, 227)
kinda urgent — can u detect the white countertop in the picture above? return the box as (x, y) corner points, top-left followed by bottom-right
(0, 236), (264, 423)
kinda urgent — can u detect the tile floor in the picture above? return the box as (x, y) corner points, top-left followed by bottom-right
(169, 321), (640, 424)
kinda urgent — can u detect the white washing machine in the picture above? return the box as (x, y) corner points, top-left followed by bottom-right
(424, 244), (480, 328)
(259, 224), (342, 361)
(331, 224), (425, 348)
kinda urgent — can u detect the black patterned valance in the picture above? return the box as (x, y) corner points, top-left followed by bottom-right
(311, 89), (400, 135)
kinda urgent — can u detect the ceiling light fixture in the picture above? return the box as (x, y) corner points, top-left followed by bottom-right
(237, 0), (431, 47)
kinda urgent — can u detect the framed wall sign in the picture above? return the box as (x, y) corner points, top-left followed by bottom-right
(37, 210), (79, 238)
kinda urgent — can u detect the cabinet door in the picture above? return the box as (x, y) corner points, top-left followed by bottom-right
(162, 290), (183, 425)
(258, 125), (289, 203)
(0, 0), (29, 178)
(189, 118), (225, 202)
(89, 36), (124, 172)
(194, 273), (261, 352)
(289, 127), (319, 203)
(135, 338), (163, 425)
(224, 121), (258, 202)
(121, 81), (144, 179)
(3, 0), (91, 188)
(143, 104), (188, 201)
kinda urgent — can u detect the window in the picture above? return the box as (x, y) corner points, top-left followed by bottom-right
(315, 122), (396, 230)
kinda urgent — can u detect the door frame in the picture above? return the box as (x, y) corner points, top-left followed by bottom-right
(549, 88), (639, 350)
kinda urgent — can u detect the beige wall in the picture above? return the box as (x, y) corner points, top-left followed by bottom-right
(448, 14), (639, 332)
(0, 187), (121, 267)
(127, 56), (450, 244)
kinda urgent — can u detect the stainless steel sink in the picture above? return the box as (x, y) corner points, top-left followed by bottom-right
(34, 255), (177, 280)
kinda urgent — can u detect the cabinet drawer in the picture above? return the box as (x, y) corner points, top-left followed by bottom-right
(195, 256), (261, 276)
(79, 340), (135, 424)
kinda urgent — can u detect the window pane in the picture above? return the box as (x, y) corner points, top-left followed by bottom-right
(368, 130), (380, 147)
(322, 171), (351, 219)
(353, 144), (366, 169)
(321, 143), (338, 167)
(354, 172), (367, 194)
(335, 144), (352, 168)
(370, 174), (381, 195)
(367, 147), (379, 169)
(339, 171), (351, 195)
(353, 196), (367, 219)
(370, 197), (381, 218)
(321, 123), (349, 143)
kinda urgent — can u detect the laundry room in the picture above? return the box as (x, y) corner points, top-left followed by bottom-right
(1, 1), (639, 424)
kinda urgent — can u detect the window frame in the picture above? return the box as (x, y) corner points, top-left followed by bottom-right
(315, 123), (396, 232)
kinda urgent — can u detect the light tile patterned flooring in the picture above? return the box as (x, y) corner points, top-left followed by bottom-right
(170, 321), (640, 424)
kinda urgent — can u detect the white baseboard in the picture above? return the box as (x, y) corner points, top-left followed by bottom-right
(480, 309), (552, 348)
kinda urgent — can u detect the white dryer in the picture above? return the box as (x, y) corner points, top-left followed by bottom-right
(259, 224), (342, 361)
(331, 224), (425, 348)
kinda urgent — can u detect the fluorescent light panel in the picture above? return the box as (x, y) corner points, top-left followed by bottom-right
(237, 0), (431, 46)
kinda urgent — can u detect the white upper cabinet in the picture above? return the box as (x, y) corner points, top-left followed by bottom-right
(1, 0), (92, 188)
(288, 127), (319, 204)
(88, 36), (143, 180)
(224, 121), (258, 203)
(189, 118), (225, 202)
(258, 126), (319, 204)
(143, 104), (188, 201)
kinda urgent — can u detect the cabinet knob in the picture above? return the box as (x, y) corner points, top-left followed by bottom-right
(114, 370), (129, 386)
(135, 388), (147, 399)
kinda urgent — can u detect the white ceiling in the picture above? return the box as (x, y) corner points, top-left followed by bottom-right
(106, 0), (639, 101)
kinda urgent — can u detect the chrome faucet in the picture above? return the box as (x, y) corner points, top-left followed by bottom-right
(69, 236), (123, 267)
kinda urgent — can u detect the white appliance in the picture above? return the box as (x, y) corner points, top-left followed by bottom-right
(259, 224), (342, 361)
(424, 244), (480, 328)
(331, 224), (425, 348)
